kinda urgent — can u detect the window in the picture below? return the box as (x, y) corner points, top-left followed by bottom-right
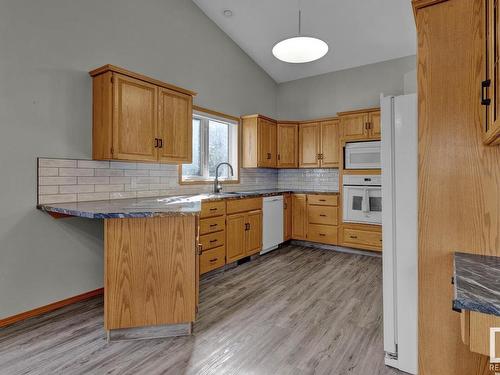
(181, 110), (239, 183)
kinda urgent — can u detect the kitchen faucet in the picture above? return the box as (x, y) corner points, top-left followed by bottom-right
(214, 162), (234, 193)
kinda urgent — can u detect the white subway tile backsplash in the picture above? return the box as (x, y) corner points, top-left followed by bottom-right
(110, 161), (137, 170)
(39, 176), (77, 185)
(39, 158), (77, 168)
(77, 176), (109, 185)
(78, 192), (110, 202)
(124, 170), (149, 177)
(59, 168), (94, 177)
(38, 158), (340, 205)
(39, 194), (77, 204)
(110, 191), (137, 200)
(95, 169), (125, 177)
(38, 185), (59, 195)
(94, 184), (124, 193)
(59, 185), (94, 194)
(39, 167), (58, 177)
(77, 160), (110, 169)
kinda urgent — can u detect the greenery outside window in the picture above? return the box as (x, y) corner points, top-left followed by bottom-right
(181, 109), (239, 183)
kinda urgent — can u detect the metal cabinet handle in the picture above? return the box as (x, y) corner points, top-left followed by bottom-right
(209, 258), (218, 263)
(350, 235), (358, 239)
(320, 214), (327, 217)
(209, 239), (218, 243)
(209, 208), (218, 211)
(482, 79), (491, 106)
(319, 233), (326, 237)
(319, 199), (326, 202)
(159, 138), (163, 148)
(154, 138), (159, 148)
(209, 224), (218, 227)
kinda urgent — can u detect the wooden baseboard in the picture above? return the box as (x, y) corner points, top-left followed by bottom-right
(0, 288), (104, 328)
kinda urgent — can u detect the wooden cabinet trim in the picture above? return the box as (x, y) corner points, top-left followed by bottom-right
(90, 64), (197, 96)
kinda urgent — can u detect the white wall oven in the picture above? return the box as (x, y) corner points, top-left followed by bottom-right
(344, 141), (381, 169)
(342, 175), (382, 225)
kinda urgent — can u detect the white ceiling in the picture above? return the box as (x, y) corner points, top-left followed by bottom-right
(193, 0), (416, 83)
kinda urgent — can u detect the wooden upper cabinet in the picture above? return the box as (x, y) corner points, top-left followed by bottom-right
(89, 65), (196, 162)
(299, 122), (321, 168)
(241, 115), (277, 168)
(112, 74), (158, 161)
(339, 109), (380, 141)
(298, 119), (339, 168)
(320, 119), (340, 167)
(277, 123), (298, 168)
(484, 0), (500, 145)
(339, 112), (368, 140)
(369, 111), (381, 139)
(291, 194), (307, 240)
(157, 87), (192, 163)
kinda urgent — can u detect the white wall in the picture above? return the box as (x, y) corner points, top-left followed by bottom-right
(0, 0), (277, 319)
(276, 55), (416, 120)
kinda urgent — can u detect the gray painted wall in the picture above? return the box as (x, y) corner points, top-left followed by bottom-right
(0, 0), (276, 319)
(276, 55), (416, 120)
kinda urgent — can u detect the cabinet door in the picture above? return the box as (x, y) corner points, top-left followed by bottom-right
(277, 123), (298, 167)
(485, 0), (500, 144)
(258, 118), (276, 167)
(284, 194), (292, 241)
(157, 87), (192, 162)
(112, 74), (158, 161)
(226, 213), (246, 263)
(299, 123), (321, 168)
(320, 120), (339, 168)
(245, 210), (262, 256)
(369, 111), (381, 139)
(340, 113), (369, 140)
(291, 194), (307, 240)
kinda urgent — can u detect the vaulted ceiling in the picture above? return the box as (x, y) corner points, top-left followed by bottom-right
(193, 0), (416, 83)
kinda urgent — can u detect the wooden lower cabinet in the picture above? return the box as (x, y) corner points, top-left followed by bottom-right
(291, 194), (308, 240)
(306, 194), (339, 245)
(340, 224), (382, 252)
(226, 210), (263, 263)
(200, 246), (225, 274)
(461, 310), (500, 357)
(283, 193), (292, 240)
(308, 224), (338, 245)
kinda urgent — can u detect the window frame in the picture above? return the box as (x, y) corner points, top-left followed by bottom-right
(179, 106), (240, 185)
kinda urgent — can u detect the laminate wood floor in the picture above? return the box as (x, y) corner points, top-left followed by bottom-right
(0, 245), (404, 375)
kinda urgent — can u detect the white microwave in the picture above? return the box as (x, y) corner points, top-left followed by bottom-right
(344, 141), (381, 169)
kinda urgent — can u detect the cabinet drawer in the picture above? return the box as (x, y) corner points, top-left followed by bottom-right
(200, 246), (225, 274)
(343, 228), (382, 249)
(199, 216), (225, 235)
(308, 205), (338, 225)
(308, 224), (338, 245)
(200, 231), (225, 251)
(226, 197), (262, 214)
(307, 194), (338, 206)
(200, 201), (226, 218)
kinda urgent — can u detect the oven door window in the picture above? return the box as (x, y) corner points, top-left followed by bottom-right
(369, 196), (382, 212)
(352, 195), (363, 211)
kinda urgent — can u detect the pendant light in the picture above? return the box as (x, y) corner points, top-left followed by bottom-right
(272, 9), (328, 64)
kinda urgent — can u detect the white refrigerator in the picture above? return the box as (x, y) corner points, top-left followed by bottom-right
(381, 93), (418, 374)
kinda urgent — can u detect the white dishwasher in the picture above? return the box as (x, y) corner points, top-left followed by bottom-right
(261, 195), (284, 254)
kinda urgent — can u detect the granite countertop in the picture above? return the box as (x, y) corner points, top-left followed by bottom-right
(38, 189), (339, 219)
(453, 252), (500, 316)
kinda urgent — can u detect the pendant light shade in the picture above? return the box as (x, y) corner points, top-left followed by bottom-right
(272, 9), (328, 64)
(272, 36), (328, 63)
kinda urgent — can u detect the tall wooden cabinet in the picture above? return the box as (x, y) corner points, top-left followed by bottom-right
(484, 0), (500, 145)
(338, 109), (380, 141)
(90, 65), (195, 163)
(298, 118), (340, 168)
(283, 193), (292, 240)
(241, 115), (277, 168)
(413, 0), (500, 373)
